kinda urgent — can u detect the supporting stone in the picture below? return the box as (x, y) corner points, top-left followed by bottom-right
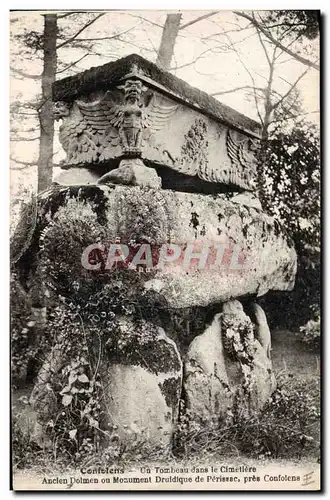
(100, 317), (182, 452)
(183, 300), (275, 426)
(251, 302), (271, 359)
(29, 315), (182, 452)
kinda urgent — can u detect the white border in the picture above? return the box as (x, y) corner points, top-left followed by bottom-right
(2, 3), (327, 498)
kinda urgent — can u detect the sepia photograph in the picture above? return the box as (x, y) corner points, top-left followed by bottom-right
(10, 9), (321, 491)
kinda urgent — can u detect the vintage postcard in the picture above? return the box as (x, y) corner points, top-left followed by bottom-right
(10, 9), (321, 491)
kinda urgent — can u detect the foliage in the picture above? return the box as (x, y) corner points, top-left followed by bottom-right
(16, 30), (44, 52)
(12, 413), (44, 470)
(174, 376), (320, 460)
(260, 121), (320, 328)
(10, 185), (36, 238)
(236, 377), (320, 459)
(173, 400), (236, 458)
(263, 10), (320, 41)
(16, 195), (168, 462)
(38, 197), (108, 297)
(271, 88), (303, 127)
(261, 122), (320, 250)
(299, 307), (320, 349)
(10, 192), (37, 263)
(222, 313), (255, 364)
(16, 286), (169, 466)
(11, 270), (53, 387)
(10, 272), (33, 386)
(13, 371), (320, 468)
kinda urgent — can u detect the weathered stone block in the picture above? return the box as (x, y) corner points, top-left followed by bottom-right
(52, 54), (261, 192)
(183, 300), (276, 425)
(21, 184), (297, 310)
(98, 317), (182, 451)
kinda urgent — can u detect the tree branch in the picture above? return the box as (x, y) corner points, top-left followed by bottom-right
(202, 24), (253, 41)
(11, 136), (39, 142)
(270, 109), (319, 124)
(179, 11), (219, 30)
(142, 26), (158, 55)
(171, 47), (219, 71)
(70, 21), (142, 43)
(57, 11), (86, 19)
(124, 13), (163, 29)
(254, 14), (272, 67)
(211, 85), (265, 96)
(11, 67), (41, 79)
(11, 111), (38, 116)
(116, 37), (154, 53)
(56, 54), (89, 74)
(56, 13), (105, 49)
(233, 11), (320, 70)
(219, 28), (264, 125)
(10, 156), (36, 169)
(272, 68), (310, 111)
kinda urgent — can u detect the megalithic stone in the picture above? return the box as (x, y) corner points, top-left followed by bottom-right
(11, 53), (297, 453)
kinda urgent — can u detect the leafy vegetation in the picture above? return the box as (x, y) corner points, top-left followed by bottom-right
(173, 375), (320, 461)
(299, 308), (320, 349)
(260, 121), (320, 330)
(13, 372), (320, 470)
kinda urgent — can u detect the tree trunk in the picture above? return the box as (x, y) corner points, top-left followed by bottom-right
(38, 14), (58, 193)
(156, 13), (182, 71)
(257, 54), (275, 209)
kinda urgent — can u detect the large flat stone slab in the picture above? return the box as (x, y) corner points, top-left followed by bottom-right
(33, 184), (296, 309)
(103, 185), (297, 307)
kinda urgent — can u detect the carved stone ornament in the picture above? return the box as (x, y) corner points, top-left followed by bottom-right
(174, 121), (259, 190)
(226, 129), (260, 188)
(176, 118), (209, 179)
(53, 80), (178, 165)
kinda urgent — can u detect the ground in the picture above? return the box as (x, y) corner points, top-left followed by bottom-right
(271, 328), (320, 379)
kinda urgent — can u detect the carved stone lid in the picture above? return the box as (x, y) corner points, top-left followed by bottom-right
(53, 53), (261, 139)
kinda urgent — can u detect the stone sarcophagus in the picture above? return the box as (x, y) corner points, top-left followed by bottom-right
(13, 54), (297, 454)
(53, 53), (260, 192)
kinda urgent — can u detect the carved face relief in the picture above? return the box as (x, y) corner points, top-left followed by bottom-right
(56, 85), (179, 164)
(120, 80), (144, 102)
(52, 101), (71, 121)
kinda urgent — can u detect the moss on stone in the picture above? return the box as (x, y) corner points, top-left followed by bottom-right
(107, 331), (181, 374)
(112, 186), (171, 244)
(189, 211), (200, 234)
(158, 376), (182, 415)
(39, 185), (111, 226)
